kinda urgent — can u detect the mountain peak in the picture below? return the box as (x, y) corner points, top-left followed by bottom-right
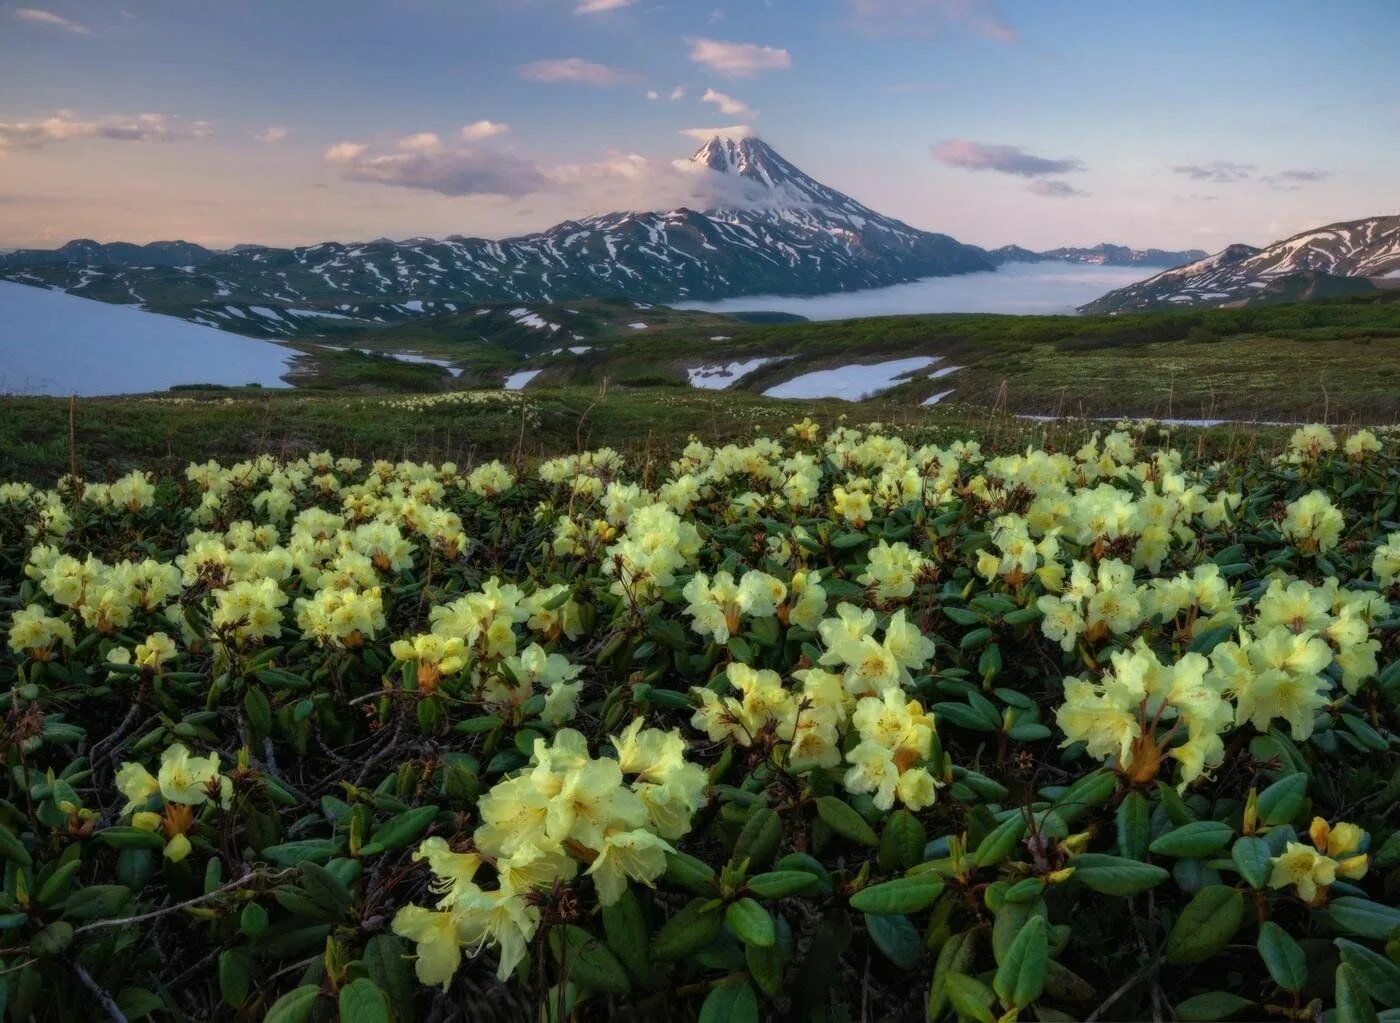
(688, 135), (784, 182)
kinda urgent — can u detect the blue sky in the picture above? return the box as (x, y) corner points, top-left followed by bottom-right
(0, 0), (1395, 249)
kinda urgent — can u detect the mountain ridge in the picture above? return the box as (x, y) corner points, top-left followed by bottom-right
(0, 137), (995, 327)
(1080, 215), (1400, 313)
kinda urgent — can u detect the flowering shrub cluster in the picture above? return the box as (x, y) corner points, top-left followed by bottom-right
(0, 419), (1398, 1020)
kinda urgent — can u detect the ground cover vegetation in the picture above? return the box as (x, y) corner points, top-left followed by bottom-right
(1, 412), (1400, 1021)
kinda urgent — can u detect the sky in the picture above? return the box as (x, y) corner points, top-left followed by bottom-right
(0, 0), (1396, 252)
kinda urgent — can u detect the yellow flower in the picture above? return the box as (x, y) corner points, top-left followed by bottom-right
(1268, 841), (1338, 903)
(392, 905), (463, 990)
(115, 762), (161, 814)
(158, 744), (231, 808)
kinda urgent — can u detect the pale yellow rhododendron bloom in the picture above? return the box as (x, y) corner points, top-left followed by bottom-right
(843, 688), (940, 811)
(390, 634), (467, 690)
(681, 569), (786, 643)
(1056, 641), (1228, 787)
(1344, 429), (1381, 460)
(394, 726), (700, 987)
(1373, 532), (1400, 588)
(1281, 490), (1344, 554)
(7, 604), (74, 659)
(857, 540), (928, 602)
(1268, 817), (1368, 903)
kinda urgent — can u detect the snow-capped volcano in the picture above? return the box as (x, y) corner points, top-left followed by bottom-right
(1081, 216), (1400, 313)
(0, 137), (992, 334)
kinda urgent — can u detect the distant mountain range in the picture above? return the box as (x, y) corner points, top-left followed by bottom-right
(1080, 215), (1400, 313)
(0, 138), (990, 324)
(1, 135), (1208, 337)
(977, 243), (1206, 268)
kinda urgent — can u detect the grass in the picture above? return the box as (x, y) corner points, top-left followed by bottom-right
(515, 297), (1400, 422)
(0, 384), (1299, 484)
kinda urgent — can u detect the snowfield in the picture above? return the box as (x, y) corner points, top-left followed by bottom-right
(503, 369), (542, 390)
(687, 357), (787, 390)
(0, 281), (294, 396)
(762, 356), (937, 401)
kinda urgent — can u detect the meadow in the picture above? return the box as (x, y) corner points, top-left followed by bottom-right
(0, 406), (1398, 1021)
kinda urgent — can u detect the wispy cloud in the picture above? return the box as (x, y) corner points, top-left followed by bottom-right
(1026, 179), (1086, 198)
(645, 90), (660, 100)
(931, 139), (1084, 176)
(460, 120), (510, 141)
(13, 7), (89, 34)
(1263, 168), (1330, 190)
(701, 88), (755, 117)
(850, 0), (1016, 42)
(326, 137), (547, 198)
(688, 38), (792, 77)
(397, 132), (443, 153)
(0, 112), (212, 149)
(256, 126), (290, 144)
(1171, 161), (1254, 183)
(670, 85), (687, 101)
(680, 125), (754, 142)
(575, 0), (632, 11)
(519, 58), (637, 86)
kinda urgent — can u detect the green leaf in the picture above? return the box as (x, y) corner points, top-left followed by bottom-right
(1257, 921), (1306, 993)
(602, 888), (650, 982)
(664, 850), (717, 892)
(1149, 821), (1234, 858)
(974, 814), (1027, 868)
(362, 934), (415, 1022)
(1165, 886), (1244, 966)
(31, 920), (74, 957)
(1053, 769), (1117, 825)
(653, 899), (724, 961)
(0, 825), (32, 868)
(1337, 963), (1381, 1023)
(849, 876), (944, 915)
(725, 898), (776, 948)
(733, 807), (782, 870)
(34, 862), (79, 906)
(1116, 791), (1150, 860)
(879, 810), (925, 872)
(1072, 853), (1170, 896)
(699, 978), (759, 1023)
(218, 948), (254, 1008)
(1174, 991), (1255, 1021)
(946, 973), (997, 1023)
(338, 979), (392, 1023)
(1256, 773), (1307, 826)
(746, 941), (783, 997)
(114, 988), (163, 1019)
(96, 826), (166, 851)
(865, 913), (922, 970)
(263, 985), (321, 1023)
(62, 884), (131, 920)
(815, 796), (877, 846)
(1336, 939), (1400, 1006)
(260, 839), (340, 867)
(928, 928), (977, 1021)
(747, 870), (818, 899)
(993, 914), (1048, 1009)
(1231, 836), (1272, 889)
(360, 805), (438, 857)
(1329, 898), (1400, 941)
(550, 924), (631, 995)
